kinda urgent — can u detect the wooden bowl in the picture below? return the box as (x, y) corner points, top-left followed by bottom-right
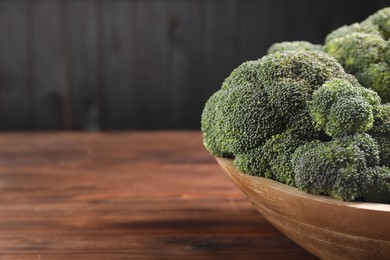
(216, 157), (390, 260)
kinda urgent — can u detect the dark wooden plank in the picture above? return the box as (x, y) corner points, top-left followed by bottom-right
(239, 0), (276, 62)
(64, 1), (100, 130)
(0, 2), (32, 130)
(136, 0), (170, 129)
(98, 0), (139, 129)
(0, 132), (316, 258)
(165, 0), (202, 129)
(29, 2), (66, 130)
(199, 0), (240, 117)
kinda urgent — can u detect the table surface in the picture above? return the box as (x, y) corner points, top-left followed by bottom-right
(0, 132), (316, 259)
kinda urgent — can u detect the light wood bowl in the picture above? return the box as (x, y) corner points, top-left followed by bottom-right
(216, 157), (390, 260)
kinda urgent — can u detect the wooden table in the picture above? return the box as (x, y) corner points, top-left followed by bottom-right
(0, 132), (316, 259)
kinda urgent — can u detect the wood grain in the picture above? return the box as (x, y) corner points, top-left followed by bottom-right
(0, 132), (316, 259)
(29, 2), (66, 130)
(0, 2), (32, 130)
(65, 1), (100, 130)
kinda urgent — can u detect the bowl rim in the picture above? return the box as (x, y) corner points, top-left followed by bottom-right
(216, 157), (390, 213)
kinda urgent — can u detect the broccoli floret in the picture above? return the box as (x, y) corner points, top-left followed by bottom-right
(335, 133), (380, 167)
(355, 62), (390, 103)
(257, 51), (352, 88)
(292, 139), (368, 201)
(267, 41), (322, 54)
(362, 7), (390, 40)
(234, 146), (265, 177)
(203, 51), (354, 158)
(201, 49), (389, 204)
(325, 23), (381, 44)
(260, 132), (307, 186)
(308, 79), (381, 137)
(221, 60), (263, 90)
(368, 104), (390, 167)
(324, 33), (387, 73)
(235, 131), (308, 186)
(324, 8), (390, 103)
(363, 166), (390, 203)
(201, 85), (283, 156)
(291, 133), (381, 201)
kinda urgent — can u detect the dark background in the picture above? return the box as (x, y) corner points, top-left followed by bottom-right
(0, 0), (388, 130)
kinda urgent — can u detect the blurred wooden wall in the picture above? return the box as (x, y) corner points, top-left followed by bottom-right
(0, 0), (388, 130)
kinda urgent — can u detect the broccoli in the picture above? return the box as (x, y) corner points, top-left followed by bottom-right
(362, 7), (390, 40)
(323, 7), (390, 102)
(201, 85), (282, 157)
(291, 139), (366, 201)
(266, 8), (390, 102)
(368, 104), (390, 167)
(259, 132), (307, 186)
(291, 133), (381, 201)
(202, 51), (351, 158)
(291, 132), (389, 202)
(234, 146), (265, 177)
(324, 22), (381, 44)
(202, 48), (390, 204)
(324, 33), (386, 73)
(308, 78), (381, 137)
(355, 62), (390, 103)
(267, 41), (322, 54)
(363, 166), (390, 203)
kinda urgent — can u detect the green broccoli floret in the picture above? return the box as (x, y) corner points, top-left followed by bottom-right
(335, 133), (380, 168)
(267, 41), (322, 54)
(324, 33), (387, 73)
(363, 166), (390, 203)
(325, 22), (381, 44)
(362, 7), (390, 40)
(368, 104), (390, 167)
(291, 137), (373, 201)
(324, 8), (390, 102)
(234, 146), (265, 177)
(308, 79), (381, 137)
(292, 133), (381, 201)
(257, 51), (353, 88)
(201, 86), (282, 157)
(259, 132), (307, 186)
(203, 51), (354, 158)
(221, 60), (263, 90)
(355, 62), (390, 103)
(235, 131), (308, 186)
(201, 49), (389, 204)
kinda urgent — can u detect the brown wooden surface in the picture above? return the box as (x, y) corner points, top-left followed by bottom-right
(0, 132), (316, 259)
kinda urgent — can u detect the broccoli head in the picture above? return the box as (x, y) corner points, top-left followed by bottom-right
(202, 51), (355, 158)
(202, 49), (389, 204)
(291, 133), (380, 201)
(221, 60), (263, 90)
(324, 33), (386, 73)
(234, 146), (265, 177)
(362, 7), (390, 40)
(363, 166), (390, 203)
(368, 104), (390, 167)
(201, 86), (281, 157)
(308, 79), (381, 137)
(355, 62), (390, 103)
(259, 132), (307, 186)
(325, 22), (381, 44)
(267, 41), (322, 54)
(324, 7), (390, 102)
